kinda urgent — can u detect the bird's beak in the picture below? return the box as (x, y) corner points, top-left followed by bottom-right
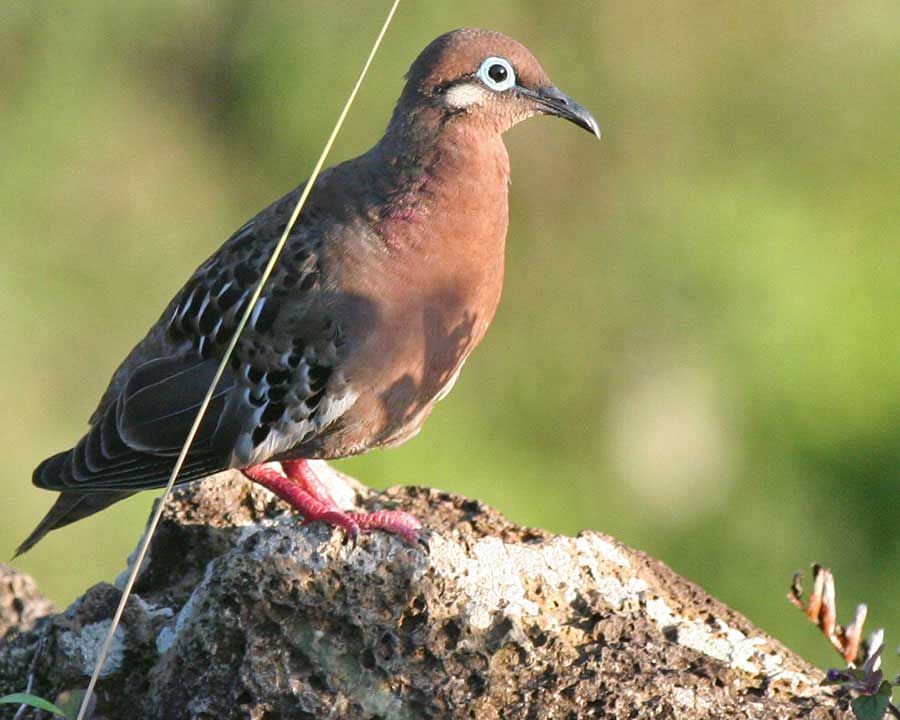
(521, 85), (601, 140)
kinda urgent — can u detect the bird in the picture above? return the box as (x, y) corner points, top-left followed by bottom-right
(16, 28), (599, 557)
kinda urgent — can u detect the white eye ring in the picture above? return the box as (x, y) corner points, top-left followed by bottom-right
(476, 56), (516, 92)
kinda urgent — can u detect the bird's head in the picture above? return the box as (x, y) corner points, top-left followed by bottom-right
(397, 28), (600, 140)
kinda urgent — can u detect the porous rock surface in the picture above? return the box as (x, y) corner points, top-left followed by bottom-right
(1, 464), (842, 719)
(0, 567), (53, 640)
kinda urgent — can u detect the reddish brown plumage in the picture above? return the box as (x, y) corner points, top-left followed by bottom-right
(406, 29), (552, 98)
(325, 122), (510, 453)
(20, 28), (598, 555)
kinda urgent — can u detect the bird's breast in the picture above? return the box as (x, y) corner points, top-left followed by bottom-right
(325, 136), (510, 450)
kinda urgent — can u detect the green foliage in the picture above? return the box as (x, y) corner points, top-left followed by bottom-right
(1, 0), (897, 682)
(0, 693), (69, 718)
(851, 692), (891, 720)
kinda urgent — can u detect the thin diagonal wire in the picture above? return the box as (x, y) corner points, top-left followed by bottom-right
(75, 2), (402, 717)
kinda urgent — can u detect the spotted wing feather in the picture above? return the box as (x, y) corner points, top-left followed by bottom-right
(34, 191), (346, 494)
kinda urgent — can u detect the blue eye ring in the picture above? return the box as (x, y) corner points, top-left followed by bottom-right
(476, 56), (516, 92)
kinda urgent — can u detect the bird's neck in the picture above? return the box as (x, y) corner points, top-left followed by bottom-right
(379, 104), (510, 171)
(370, 108), (511, 250)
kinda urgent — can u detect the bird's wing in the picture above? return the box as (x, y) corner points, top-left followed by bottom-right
(36, 191), (353, 493)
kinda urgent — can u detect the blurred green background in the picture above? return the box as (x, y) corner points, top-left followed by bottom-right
(2, 1), (897, 677)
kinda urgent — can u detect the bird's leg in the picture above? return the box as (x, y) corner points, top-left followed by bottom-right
(280, 459), (340, 508)
(282, 459), (423, 546)
(243, 463), (360, 543)
(245, 460), (423, 547)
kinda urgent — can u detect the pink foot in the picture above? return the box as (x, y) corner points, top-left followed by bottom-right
(243, 463), (360, 542)
(351, 509), (423, 547)
(244, 460), (424, 548)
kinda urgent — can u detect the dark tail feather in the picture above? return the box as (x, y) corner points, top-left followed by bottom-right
(14, 489), (134, 558)
(19, 417), (225, 556)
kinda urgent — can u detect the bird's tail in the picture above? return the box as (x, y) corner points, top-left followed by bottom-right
(15, 452), (134, 557)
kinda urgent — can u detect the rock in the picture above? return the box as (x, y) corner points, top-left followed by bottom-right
(0, 566), (53, 640)
(0, 465), (843, 719)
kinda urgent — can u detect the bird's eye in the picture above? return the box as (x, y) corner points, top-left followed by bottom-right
(476, 56), (516, 92)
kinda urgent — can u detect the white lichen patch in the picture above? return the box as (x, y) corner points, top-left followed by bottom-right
(237, 516), (281, 545)
(60, 620), (125, 678)
(573, 533), (648, 607)
(644, 597), (820, 695)
(670, 685), (714, 715)
(429, 529), (821, 697)
(133, 594), (174, 620)
(429, 533), (645, 634)
(155, 625), (177, 655)
(156, 559), (217, 654)
(575, 532), (632, 569)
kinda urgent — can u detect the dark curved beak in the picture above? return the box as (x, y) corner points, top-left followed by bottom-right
(521, 85), (601, 140)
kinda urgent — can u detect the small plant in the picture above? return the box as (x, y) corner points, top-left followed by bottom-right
(0, 692), (69, 718)
(789, 564), (898, 720)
